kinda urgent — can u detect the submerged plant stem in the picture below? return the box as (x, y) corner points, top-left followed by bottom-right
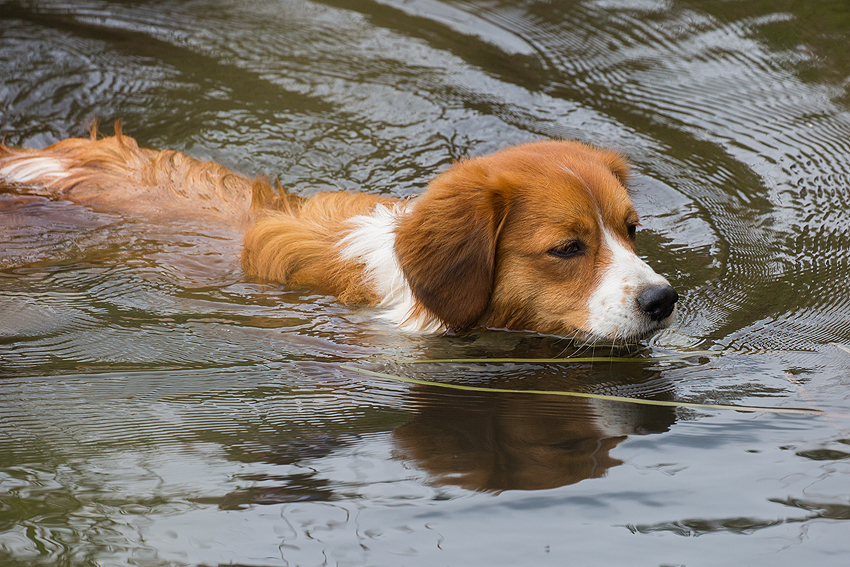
(340, 365), (839, 417)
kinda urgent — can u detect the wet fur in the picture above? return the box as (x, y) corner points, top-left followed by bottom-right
(0, 125), (394, 304)
(0, 124), (674, 339)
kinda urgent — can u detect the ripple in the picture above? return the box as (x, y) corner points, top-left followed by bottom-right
(419, 0), (850, 350)
(0, 15), (180, 147)
(627, 515), (785, 536)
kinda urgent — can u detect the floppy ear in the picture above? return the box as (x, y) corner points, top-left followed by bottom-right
(394, 160), (510, 331)
(599, 149), (631, 187)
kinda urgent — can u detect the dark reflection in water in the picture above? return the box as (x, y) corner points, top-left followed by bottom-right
(3, 0), (850, 565)
(392, 365), (676, 491)
(156, 359), (677, 507)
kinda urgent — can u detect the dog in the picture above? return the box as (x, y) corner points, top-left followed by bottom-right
(0, 125), (677, 342)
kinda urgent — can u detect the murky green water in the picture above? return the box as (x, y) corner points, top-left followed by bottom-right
(2, 0), (850, 565)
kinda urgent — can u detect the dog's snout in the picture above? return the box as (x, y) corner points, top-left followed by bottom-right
(637, 284), (678, 321)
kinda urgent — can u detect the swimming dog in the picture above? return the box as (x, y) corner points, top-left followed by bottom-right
(0, 126), (677, 342)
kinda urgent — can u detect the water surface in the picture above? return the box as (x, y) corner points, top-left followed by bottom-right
(2, 0), (850, 565)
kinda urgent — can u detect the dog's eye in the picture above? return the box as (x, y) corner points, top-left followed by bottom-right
(627, 223), (638, 241)
(548, 241), (584, 258)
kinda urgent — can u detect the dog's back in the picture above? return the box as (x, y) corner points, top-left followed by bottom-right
(0, 124), (271, 227)
(0, 125), (399, 305)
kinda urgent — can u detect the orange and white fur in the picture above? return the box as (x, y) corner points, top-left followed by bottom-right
(0, 126), (678, 342)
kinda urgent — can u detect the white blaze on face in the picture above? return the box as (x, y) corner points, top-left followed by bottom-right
(586, 225), (674, 341)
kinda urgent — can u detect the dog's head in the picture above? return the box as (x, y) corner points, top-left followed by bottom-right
(394, 140), (677, 342)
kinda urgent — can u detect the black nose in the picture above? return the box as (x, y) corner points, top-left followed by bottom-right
(637, 284), (679, 321)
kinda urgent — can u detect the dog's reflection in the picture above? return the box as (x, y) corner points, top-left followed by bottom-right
(392, 367), (676, 491)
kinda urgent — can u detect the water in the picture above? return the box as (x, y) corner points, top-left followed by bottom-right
(2, 0), (850, 565)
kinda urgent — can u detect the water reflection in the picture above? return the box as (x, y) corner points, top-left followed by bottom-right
(176, 358), (678, 507)
(392, 365), (676, 491)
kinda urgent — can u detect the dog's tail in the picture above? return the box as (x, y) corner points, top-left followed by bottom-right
(0, 123), (298, 226)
